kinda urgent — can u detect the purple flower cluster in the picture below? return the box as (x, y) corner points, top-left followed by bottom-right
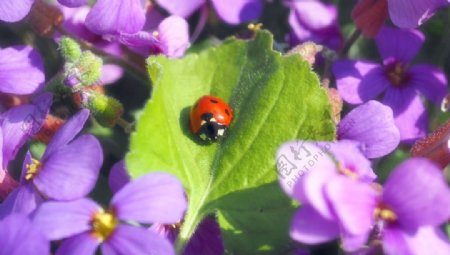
(0, 108), (190, 253)
(278, 141), (450, 254)
(333, 26), (447, 143)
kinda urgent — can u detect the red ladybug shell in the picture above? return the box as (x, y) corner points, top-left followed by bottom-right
(189, 95), (233, 137)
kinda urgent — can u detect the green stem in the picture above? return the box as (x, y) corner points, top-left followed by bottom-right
(116, 117), (135, 133)
(338, 29), (362, 58)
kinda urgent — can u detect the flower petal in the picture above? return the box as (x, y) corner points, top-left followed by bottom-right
(383, 158), (450, 228)
(338, 100), (400, 158)
(34, 135), (103, 201)
(42, 109), (89, 160)
(101, 64), (123, 85)
(0, 128), (3, 168)
(111, 172), (187, 224)
(56, 232), (100, 255)
(211, 0), (262, 24)
(0, 46), (45, 94)
(0, 93), (52, 164)
(375, 26), (424, 64)
(0, 213), (49, 255)
(333, 60), (388, 104)
(325, 176), (378, 235)
(33, 198), (100, 240)
(291, 0), (337, 30)
(409, 64), (448, 104)
(326, 140), (376, 182)
(0, 0), (34, 22)
(85, 0), (146, 35)
(277, 141), (336, 199)
(158, 16), (190, 58)
(108, 160), (130, 193)
(101, 225), (175, 255)
(57, 0), (88, 8)
(0, 183), (42, 219)
(388, 0), (449, 28)
(290, 205), (339, 244)
(403, 227), (450, 255)
(382, 226), (411, 255)
(340, 230), (371, 252)
(155, 0), (205, 17)
(383, 88), (427, 142)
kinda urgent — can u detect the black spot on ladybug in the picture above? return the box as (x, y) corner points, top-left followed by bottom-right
(210, 99), (219, 104)
(225, 109), (230, 116)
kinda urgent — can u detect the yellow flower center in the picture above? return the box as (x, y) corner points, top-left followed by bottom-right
(25, 158), (42, 181)
(248, 23), (263, 32)
(91, 209), (118, 241)
(374, 204), (397, 222)
(152, 31), (159, 38)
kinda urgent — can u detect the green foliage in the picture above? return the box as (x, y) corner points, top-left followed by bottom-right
(126, 31), (335, 254)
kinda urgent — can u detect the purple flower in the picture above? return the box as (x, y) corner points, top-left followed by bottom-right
(119, 14), (190, 58)
(0, 109), (102, 217)
(0, 46), (45, 95)
(155, 0), (263, 25)
(388, 0), (449, 28)
(109, 161), (224, 254)
(276, 141), (377, 249)
(338, 100), (400, 159)
(33, 172), (187, 255)
(85, 0), (146, 36)
(0, 93), (52, 199)
(57, 6), (124, 84)
(287, 0), (343, 50)
(0, 0), (34, 22)
(83, 2), (190, 58)
(276, 140), (376, 200)
(328, 158), (450, 253)
(108, 160), (130, 193)
(0, 213), (49, 255)
(333, 26), (448, 142)
(151, 216), (224, 255)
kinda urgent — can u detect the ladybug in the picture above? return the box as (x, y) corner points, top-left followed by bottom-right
(189, 95), (233, 141)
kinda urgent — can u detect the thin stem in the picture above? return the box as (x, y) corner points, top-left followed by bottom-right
(56, 26), (149, 83)
(190, 4), (209, 44)
(338, 29), (362, 58)
(116, 117), (135, 133)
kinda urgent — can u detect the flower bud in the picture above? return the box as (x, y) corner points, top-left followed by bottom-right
(63, 51), (103, 89)
(60, 37), (82, 62)
(77, 51), (103, 86)
(84, 92), (124, 127)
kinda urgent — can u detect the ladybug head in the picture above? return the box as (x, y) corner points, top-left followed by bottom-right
(198, 113), (227, 141)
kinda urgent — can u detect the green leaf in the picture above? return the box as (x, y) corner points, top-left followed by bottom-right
(126, 31), (335, 254)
